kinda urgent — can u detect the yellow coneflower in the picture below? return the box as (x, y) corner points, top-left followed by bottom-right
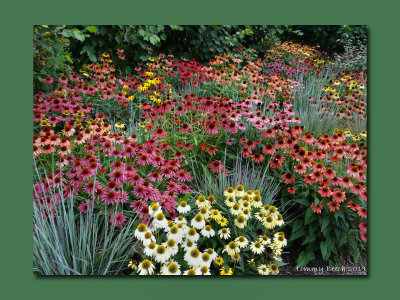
(214, 256), (224, 266)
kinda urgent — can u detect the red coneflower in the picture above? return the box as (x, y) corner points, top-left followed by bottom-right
(311, 202), (323, 214)
(318, 186), (332, 198)
(205, 121), (219, 135)
(357, 206), (367, 218)
(252, 152), (264, 163)
(281, 172), (295, 184)
(287, 187), (296, 194)
(294, 163), (306, 174)
(327, 200), (340, 212)
(332, 189), (346, 203)
(209, 160), (224, 174)
(262, 143), (275, 155)
(347, 201), (359, 211)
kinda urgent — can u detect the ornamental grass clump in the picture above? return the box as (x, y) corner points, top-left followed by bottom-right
(130, 186), (286, 275)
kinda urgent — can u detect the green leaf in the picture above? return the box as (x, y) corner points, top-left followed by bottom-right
(61, 29), (72, 37)
(290, 227), (304, 241)
(72, 30), (85, 42)
(149, 35), (160, 45)
(292, 219), (303, 233)
(304, 207), (315, 225)
(321, 215), (330, 233)
(302, 234), (316, 245)
(320, 241), (329, 261)
(87, 26), (97, 33)
(296, 250), (312, 268)
(293, 198), (309, 206)
(87, 51), (97, 62)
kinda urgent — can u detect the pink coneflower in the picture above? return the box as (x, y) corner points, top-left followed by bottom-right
(287, 187), (296, 194)
(44, 76), (53, 84)
(148, 171), (163, 182)
(58, 75), (68, 85)
(351, 183), (365, 196)
(226, 139), (234, 146)
(179, 123), (191, 133)
(109, 170), (125, 183)
(174, 151), (186, 160)
(78, 200), (93, 213)
(327, 200), (340, 212)
(281, 172), (295, 184)
(304, 175), (316, 185)
(205, 121), (219, 135)
(153, 128), (167, 139)
(83, 180), (101, 195)
(332, 189), (346, 203)
(102, 189), (117, 205)
(209, 160), (224, 174)
(133, 185), (149, 199)
(318, 186), (332, 198)
(115, 190), (129, 204)
(110, 212), (127, 227)
(311, 202), (323, 214)
(137, 153), (151, 166)
(79, 167), (95, 181)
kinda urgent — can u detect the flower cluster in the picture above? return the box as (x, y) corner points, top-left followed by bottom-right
(130, 185), (286, 275)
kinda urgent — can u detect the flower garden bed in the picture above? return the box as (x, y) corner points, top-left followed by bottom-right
(33, 29), (367, 276)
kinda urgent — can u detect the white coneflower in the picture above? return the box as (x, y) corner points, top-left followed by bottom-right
(184, 248), (202, 267)
(153, 212), (168, 229)
(259, 235), (271, 245)
(142, 231), (156, 246)
(224, 186), (236, 198)
(205, 248), (218, 261)
(224, 196), (236, 207)
(174, 215), (187, 225)
(137, 259), (155, 275)
(268, 205), (279, 218)
(275, 214), (285, 227)
(185, 227), (200, 242)
(235, 184), (245, 198)
(252, 194), (263, 208)
(161, 261), (181, 275)
(176, 222), (189, 235)
(183, 268), (199, 275)
(154, 244), (171, 264)
(182, 239), (196, 252)
(250, 241), (265, 254)
(197, 265), (211, 275)
(167, 225), (184, 244)
(144, 242), (157, 257)
(148, 203), (162, 217)
(229, 203), (242, 216)
(254, 211), (267, 222)
(200, 225), (215, 238)
(257, 264), (270, 275)
(269, 263), (279, 274)
(263, 215), (275, 230)
(274, 232), (287, 247)
(235, 236), (249, 248)
(198, 206), (209, 219)
(177, 200), (191, 214)
(134, 223), (148, 241)
(234, 215), (247, 229)
(218, 227), (231, 240)
(190, 214), (206, 230)
(242, 207), (252, 219)
(240, 195), (251, 205)
(199, 252), (212, 267)
(164, 220), (175, 233)
(195, 195), (210, 208)
(163, 238), (179, 256)
(223, 241), (240, 257)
